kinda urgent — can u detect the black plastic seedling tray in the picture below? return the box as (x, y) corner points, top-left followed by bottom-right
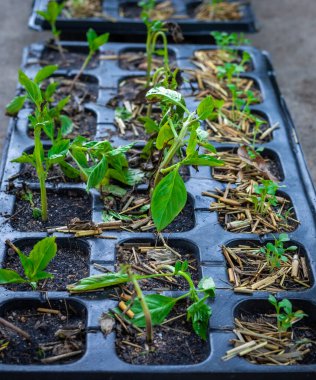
(29, 0), (258, 42)
(0, 41), (316, 379)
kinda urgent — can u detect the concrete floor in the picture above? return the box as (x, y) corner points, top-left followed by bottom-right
(0, 0), (315, 183)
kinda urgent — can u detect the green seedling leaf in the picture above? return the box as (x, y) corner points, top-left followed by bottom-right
(11, 153), (36, 166)
(28, 237), (57, 278)
(197, 96), (214, 120)
(18, 70), (42, 108)
(139, 116), (159, 133)
(129, 294), (177, 327)
(146, 87), (186, 112)
(187, 298), (212, 340)
(198, 277), (216, 297)
(156, 122), (174, 149)
(0, 270), (27, 285)
(59, 161), (81, 179)
(87, 155), (108, 191)
(60, 115), (73, 136)
(6, 95), (27, 115)
(183, 154), (224, 167)
(67, 272), (131, 293)
(151, 169), (187, 231)
(34, 65), (58, 84)
(48, 139), (70, 161)
(101, 184), (127, 197)
(87, 28), (110, 53)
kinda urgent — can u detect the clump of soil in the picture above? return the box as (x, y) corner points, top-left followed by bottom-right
(115, 301), (209, 365)
(116, 242), (200, 291)
(0, 300), (86, 365)
(3, 241), (89, 291)
(10, 188), (92, 232)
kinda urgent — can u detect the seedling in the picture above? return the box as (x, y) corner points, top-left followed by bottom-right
(0, 237), (57, 290)
(139, 2), (171, 87)
(67, 260), (216, 341)
(250, 179), (283, 215)
(145, 88), (224, 231)
(10, 71), (72, 220)
(211, 31), (251, 49)
(36, 1), (65, 60)
(20, 188), (42, 219)
(268, 295), (307, 332)
(70, 28), (109, 89)
(259, 234), (298, 270)
(69, 137), (144, 192)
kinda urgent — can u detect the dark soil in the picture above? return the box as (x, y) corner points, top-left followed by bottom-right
(10, 189), (92, 232)
(41, 46), (99, 70)
(0, 300), (86, 365)
(3, 241), (89, 291)
(119, 51), (176, 71)
(115, 301), (209, 365)
(164, 198), (195, 232)
(116, 243), (200, 291)
(120, 4), (143, 19)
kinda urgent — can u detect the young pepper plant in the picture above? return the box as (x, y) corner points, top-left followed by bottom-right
(36, 0), (65, 60)
(69, 137), (144, 192)
(67, 261), (216, 341)
(259, 234), (297, 271)
(0, 237), (57, 290)
(268, 295), (307, 332)
(145, 87), (224, 231)
(70, 28), (109, 89)
(250, 180), (284, 216)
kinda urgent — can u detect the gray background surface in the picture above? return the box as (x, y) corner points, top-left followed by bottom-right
(0, 0), (315, 183)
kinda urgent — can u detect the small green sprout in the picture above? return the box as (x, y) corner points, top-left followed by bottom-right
(70, 28), (109, 89)
(21, 189), (42, 219)
(211, 31), (251, 49)
(260, 234), (298, 270)
(69, 137), (144, 191)
(0, 237), (57, 290)
(250, 180), (283, 216)
(36, 1), (65, 60)
(268, 295), (307, 332)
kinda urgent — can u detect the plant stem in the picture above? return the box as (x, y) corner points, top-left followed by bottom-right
(34, 124), (48, 221)
(70, 52), (93, 91)
(153, 112), (195, 187)
(52, 26), (65, 62)
(129, 269), (153, 343)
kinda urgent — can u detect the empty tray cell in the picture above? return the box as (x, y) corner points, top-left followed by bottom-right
(222, 239), (312, 292)
(10, 188), (92, 232)
(0, 298), (87, 365)
(211, 147), (284, 183)
(2, 238), (90, 291)
(116, 238), (201, 290)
